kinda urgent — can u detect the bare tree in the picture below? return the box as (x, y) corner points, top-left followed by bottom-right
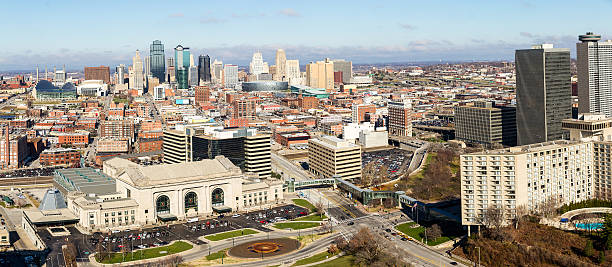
(480, 205), (505, 229)
(315, 201), (325, 218)
(14, 197), (27, 208)
(425, 224), (442, 241)
(513, 204), (528, 229)
(63, 241), (78, 267)
(362, 162), (377, 187)
(538, 196), (560, 219)
(383, 198), (397, 209)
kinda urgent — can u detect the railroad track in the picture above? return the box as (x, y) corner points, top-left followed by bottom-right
(0, 176), (54, 186)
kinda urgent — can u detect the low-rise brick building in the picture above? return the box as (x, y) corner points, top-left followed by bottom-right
(39, 148), (80, 167)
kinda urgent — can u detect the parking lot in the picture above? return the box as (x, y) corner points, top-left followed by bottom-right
(362, 149), (412, 177)
(36, 204), (309, 264)
(0, 166), (58, 178)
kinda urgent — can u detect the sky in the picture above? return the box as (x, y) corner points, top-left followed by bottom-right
(1, 0), (612, 71)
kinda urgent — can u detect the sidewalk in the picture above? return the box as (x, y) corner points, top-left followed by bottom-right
(88, 239), (200, 266)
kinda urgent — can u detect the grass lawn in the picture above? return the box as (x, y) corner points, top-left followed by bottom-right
(273, 222), (320, 230)
(313, 255), (355, 267)
(204, 229), (258, 241)
(113, 97), (129, 104)
(292, 251), (337, 266)
(411, 153), (436, 179)
(395, 222), (452, 246)
(205, 249), (227, 260)
(293, 214), (327, 221)
(292, 199), (317, 212)
(98, 241), (192, 264)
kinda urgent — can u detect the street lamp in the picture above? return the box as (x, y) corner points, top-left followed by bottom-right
(476, 246), (480, 267)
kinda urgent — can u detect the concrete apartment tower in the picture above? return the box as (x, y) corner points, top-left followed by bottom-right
(306, 59), (334, 92)
(515, 44), (571, 145)
(577, 32), (612, 117)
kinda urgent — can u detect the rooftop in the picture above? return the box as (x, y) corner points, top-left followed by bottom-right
(465, 140), (585, 155)
(54, 168), (117, 195)
(104, 156), (242, 187)
(310, 135), (359, 150)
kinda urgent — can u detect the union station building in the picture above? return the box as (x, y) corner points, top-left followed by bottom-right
(51, 156), (283, 231)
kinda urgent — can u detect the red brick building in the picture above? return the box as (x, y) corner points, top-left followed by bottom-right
(195, 86), (210, 106)
(275, 132), (310, 148)
(136, 138), (163, 153)
(0, 126), (28, 169)
(39, 148), (80, 167)
(298, 96), (318, 110)
(84, 65), (110, 84)
(352, 104), (376, 123)
(232, 98), (258, 120)
(57, 132), (89, 146)
(138, 130), (163, 139)
(100, 120), (135, 141)
(97, 138), (129, 153)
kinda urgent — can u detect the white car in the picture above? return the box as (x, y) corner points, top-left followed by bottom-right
(232, 214), (241, 218)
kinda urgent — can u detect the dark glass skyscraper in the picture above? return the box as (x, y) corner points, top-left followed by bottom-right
(198, 55), (211, 83)
(516, 44), (571, 145)
(150, 40), (165, 83)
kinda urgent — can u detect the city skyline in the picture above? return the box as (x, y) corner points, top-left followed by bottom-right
(2, 0), (612, 71)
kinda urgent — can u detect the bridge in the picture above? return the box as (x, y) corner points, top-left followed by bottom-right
(285, 176), (421, 207)
(560, 207), (612, 221)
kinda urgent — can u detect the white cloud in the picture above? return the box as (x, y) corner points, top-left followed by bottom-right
(200, 17), (225, 24)
(168, 13), (184, 18)
(399, 23), (416, 30)
(278, 8), (301, 17)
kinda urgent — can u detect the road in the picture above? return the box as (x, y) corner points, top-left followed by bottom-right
(179, 214), (466, 267)
(269, 150), (467, 267)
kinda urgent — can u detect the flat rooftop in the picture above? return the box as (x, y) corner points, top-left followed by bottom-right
(54, 168), (117, 195)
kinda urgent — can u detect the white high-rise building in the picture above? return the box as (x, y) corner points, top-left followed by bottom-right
(129, 50), (144, 91)
(577, 32), (612, 117)
(249, 52), (267, 75)
(212, 59), (223, 84)
(224, 64), (238, 89)
(115, 64), (126, 85)
(188, 54), (198, 87)
(460, 140), (593, 232)
(286, 59), (301, 85)
(275, 49), (287, 81)
(144, 56), (151, 76)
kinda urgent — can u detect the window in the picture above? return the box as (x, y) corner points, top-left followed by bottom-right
(156, 195), (170, 214)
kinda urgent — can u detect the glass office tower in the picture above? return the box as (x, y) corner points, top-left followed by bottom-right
(150, 40), (165, 83)
(174, 45), (190, 89)
(516, 44), (571, 145)
(198, 55), (211, 83)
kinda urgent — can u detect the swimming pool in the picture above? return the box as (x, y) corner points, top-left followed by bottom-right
(575, 223), (603, 230)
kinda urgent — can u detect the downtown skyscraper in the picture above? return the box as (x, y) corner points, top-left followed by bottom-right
(198, 55), (211, 83)
(275, 49), (287, 81)
(129, 50), (144, 91)
(188, 54), (198, 87)
(577, 32), (612, 117)
(224, 64), (238, 89)
(515, 44), (571, 145)
(150, 40), (165, 83)
(249, 52), (267, 75)
(174, 45), (190, 89)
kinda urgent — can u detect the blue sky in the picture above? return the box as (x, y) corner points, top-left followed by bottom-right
(1, 0), (611, 71)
